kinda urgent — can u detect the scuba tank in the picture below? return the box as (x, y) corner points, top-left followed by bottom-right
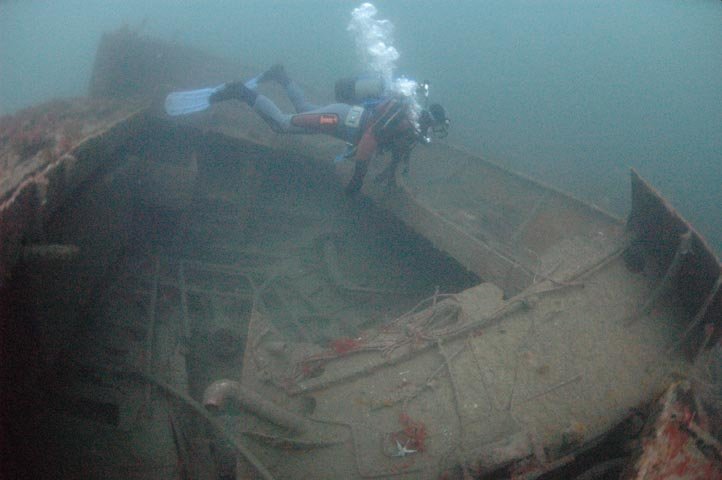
(333, 73), (387, 162)
(334, 74), (386, 104)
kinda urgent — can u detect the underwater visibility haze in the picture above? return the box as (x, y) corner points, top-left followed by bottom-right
(1, 0), (722, 252)
(3, 2), (722, 479)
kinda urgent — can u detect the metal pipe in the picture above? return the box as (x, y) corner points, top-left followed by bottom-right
(137, 371), (276, 480)
(203, 379), (309, 434)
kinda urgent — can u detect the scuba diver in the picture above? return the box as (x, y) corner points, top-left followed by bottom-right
(164, 65), (450, 194)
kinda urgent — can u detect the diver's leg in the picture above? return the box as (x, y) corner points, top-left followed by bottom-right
(256, 64), (319, 113)
(210, 79), (346, 136)
(254, 101), (353, 138)
(252, 95), (307, 133)
(209, 81), (300, 132)
(285, 82), (320, 113)
(209, 81), (258, 105)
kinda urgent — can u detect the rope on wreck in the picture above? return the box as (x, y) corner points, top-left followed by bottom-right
(437, 339), (473, 480)
(289, 282), (577, 395)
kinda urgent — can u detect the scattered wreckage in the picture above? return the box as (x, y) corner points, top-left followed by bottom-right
(1, 29), (721, 479)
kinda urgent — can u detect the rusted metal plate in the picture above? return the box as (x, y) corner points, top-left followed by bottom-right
(0, 98), (146, 282)
(624, 381), (722, 480)
(628, 170), (722, 351)
(1, 98), (144, 197)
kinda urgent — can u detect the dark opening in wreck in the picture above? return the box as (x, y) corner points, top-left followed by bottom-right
(1, 108), (479, 479)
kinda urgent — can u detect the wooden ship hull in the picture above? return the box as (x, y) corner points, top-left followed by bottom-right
(1, 29), (720, 480)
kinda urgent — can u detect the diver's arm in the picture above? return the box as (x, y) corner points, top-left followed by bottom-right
(345, 156), (371, 195)
(374, 143), (411, 187)
(344, 128), (378, 195)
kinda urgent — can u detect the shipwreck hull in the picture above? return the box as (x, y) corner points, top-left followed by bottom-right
(232, 184), (708, 478)
(1, 29), (721, 479)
